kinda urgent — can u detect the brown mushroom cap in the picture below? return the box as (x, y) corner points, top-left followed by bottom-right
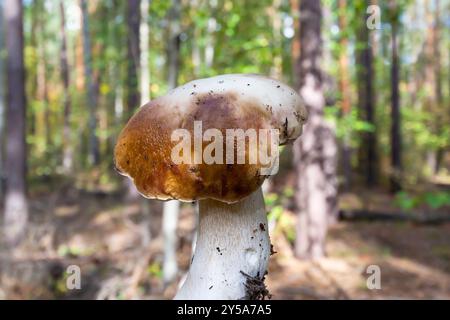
(114, 74), (307, 203)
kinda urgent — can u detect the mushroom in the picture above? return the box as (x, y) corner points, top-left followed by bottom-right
(114, 74), (307, 299)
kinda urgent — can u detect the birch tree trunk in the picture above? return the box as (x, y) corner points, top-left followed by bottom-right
(163, 0), (181, 286)
(138, 0), (152, 246)
(140, 0), (150, 104)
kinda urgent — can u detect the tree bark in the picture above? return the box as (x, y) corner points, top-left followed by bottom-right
(127, 0), (141, 115)
(3, 0), (28, 247)
(124, 0), (142, 200)
(390, 11), (401, 193)
(338, 0), (352, 190)
(293, 0), (337, 259)
(138, 0), (152, 246)
(432, 0), (443, 174)
(269, 0), (282, 79)
(140, 0), (150, 104)
(163, 0), (182, 285)
(36, 1), (50, 156)
(204, 1), (216, 70)
(167, 0), (181, 90)
(80, 0), (100, 165)
(59, 1), (73, 173)
(0, 0), (5, 197)
(290, 0), (300, 89)
(357, 0), (377, 187)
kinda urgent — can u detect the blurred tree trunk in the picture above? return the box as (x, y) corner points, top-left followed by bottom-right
(80, 0), (100, 166)
(3, 0), (28, 247)
(432, 0), (443, 173)
(28, 2), (37, 137)
(140, 0), (150, 104)
(0, 1), (5, 197)
(59, 1), (72, 173)
(293, 0), (338, 259)
(204, 1), (216, 70)
(167, 0), (181, 89)
(110, 0), (124, 128)
(126, 0), (140, 116)
(338, 0), (352, 190)
(389, 3), (401, 193)
(163, 0), (181, 286)
(138, 0), (152, 246)
(424, 0), (436, 173)
(191, 0), (201, 77)
(269, 0), (282, 79)
(124, 0), (141, 200)
(36, 1), (50, 156)
(290, 0), (300, 89)
(357, 0), (377, 187)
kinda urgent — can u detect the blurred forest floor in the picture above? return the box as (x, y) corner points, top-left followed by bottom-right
(1, 175), (449, 300)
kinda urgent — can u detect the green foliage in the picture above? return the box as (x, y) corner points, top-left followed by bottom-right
(15, 0), (450, 201)
(395, 191), (450, 211)
(265, 188), (296, 244)
(423, 192), (450, 210)
(394, 191), (419, 211)
(325, 106), (375, 148)
(147, 262), (163, 279)
(403, 109), (450, 150)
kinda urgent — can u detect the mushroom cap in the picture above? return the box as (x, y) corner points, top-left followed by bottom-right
(114, 74), (307, 203)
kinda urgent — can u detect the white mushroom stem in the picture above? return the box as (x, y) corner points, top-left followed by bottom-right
(175, 188), (271, 300)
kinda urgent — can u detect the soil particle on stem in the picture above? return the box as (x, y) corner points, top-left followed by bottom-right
(240, 271), (272, 300)
(270, 244), (277, 256)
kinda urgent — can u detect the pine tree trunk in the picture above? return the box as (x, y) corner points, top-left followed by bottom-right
(293, 0), (337, 259)
(357, 0), (377, 187)
(127, 0), (141, 115)
(36, 2), (50, 156)
(80, 0), (100, 166)
(390, 18), (401, 193)
(59, 1), (73, 173)
(0, 1), (5, 197)
(167, 0), (181, 89)
(432, 0), (443, 174)
(3, 0), (28, 247)
(269, 0), (282, 79)
(290, 0), (300, 89)
(191, 0), (201, 77)
(338, 0), (352, 190)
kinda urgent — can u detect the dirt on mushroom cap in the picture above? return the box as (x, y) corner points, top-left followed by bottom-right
(114, 74), (307, 204)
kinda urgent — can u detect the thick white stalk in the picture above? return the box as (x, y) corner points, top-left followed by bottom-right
(175, 188), (270, 300)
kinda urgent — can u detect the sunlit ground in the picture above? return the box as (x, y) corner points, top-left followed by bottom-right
(1, 183), (449, 300)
